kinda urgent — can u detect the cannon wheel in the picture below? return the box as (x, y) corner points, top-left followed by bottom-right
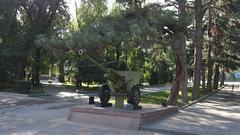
(99, 84), (111, 104)
(128, 85), (140, 105)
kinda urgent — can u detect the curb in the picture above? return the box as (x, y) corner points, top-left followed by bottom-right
(140, 126), (199, 135)
(179, 90), (217, 110)
(0, 91), (49, 98)
(28, 94), (49, 97)
(0, 92), (28, 97)
(179, 86), (225, 110)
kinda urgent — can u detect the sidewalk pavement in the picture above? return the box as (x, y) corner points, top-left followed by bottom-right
(0, 92), (168, 135)
(1, 85), (240, 135)
(141, 86), (240, 135)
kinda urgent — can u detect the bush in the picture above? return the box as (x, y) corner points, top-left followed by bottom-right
(149, 71), (170, 85)
(15, 80), (31, 94)
(0, 70), (8, 82)
(148, 61), (173, 85)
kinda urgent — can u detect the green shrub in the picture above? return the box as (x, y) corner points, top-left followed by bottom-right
(15, 80), (31, 94)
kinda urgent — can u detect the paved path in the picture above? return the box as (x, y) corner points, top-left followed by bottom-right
(42, 85), (99, 102)
(0, 92), (166, 135)
(2, 85), (239, 135)
(141, 86), (240, 135)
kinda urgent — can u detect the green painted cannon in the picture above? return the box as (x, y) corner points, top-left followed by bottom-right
(78, 50), (141, 109)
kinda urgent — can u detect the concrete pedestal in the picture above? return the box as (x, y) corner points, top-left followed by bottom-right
(68, 104), (178, 130)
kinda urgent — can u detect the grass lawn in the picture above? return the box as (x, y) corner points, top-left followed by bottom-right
(108, 87), (208, 107)
(141, 87), (210, 107)
(62, 83), (100, 92)
(63, 85), (99, 92)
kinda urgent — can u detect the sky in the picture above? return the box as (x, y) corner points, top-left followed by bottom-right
(67, 0), (164, 20)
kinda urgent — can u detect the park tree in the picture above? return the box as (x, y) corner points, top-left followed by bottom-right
(73, 0), (108, 87)
(212, 0), (240, 88)
(0, 0), (17, 37)
(115, 0), (190, 104)
(201, 0), (240, 91)
(17, 0), (68, 86)
(0, 0), (26, 83)
(192, 0), (204, 99)
(191, 0), (225, 99)
(160, 0), (189, 105)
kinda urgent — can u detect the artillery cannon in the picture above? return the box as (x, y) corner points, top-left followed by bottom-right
(78, 50), (141, 109)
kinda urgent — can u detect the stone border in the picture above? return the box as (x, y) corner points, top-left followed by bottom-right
(68, 105), (179, 130)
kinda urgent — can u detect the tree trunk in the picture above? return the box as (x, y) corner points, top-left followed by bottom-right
(201, 59), (206, 91)
(116, 43), (121, 70)
(59, 59), (65, 83)
(181, 66), (188, 103)
(168, 0), (188, 105)
(168, 52), (182, 105)
(207, 8), (213, 92)
(220, 68), (225, 87)
(76, 72), (82, 88)
(15, 56), (28, 80)
(15, 42), (31, 81)
(178, 0), (188, 103)
(213, 64), (220, 90)
(33, 47), (41, 87)
(168, 33), (186, 105)
(180, 34), (188, 103)
(76, 62), (82, 89)
(192, 0), (204, 100)
(207, 44), (213, 92)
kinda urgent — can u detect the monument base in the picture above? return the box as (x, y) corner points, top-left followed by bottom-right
(68, 104), (178, 130)
(95, 102), (112, 107)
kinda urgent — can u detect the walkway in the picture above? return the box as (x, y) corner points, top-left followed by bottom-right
(141, 86), (240, 135)
(0, 92), (165, 135)
(1, 85), (239, 135)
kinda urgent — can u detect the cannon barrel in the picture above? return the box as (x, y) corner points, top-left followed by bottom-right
(78, 50), (125, 83)
(78, 50), (109, 74)
(78, 50), (141, 109)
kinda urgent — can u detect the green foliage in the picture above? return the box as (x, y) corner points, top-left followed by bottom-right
(0, 2), (28, 83)
(0, 0), (17, 37)
(65, 0), (109, 85)
(127, 46), (173, 84)
(77, 50), (106, 84)
(70, 2), (180, 85)
(213, 0), (240, 69)
(15, 80), (31, 94)
(76, 0), (108, 29)
(127, 47), (145, 71)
